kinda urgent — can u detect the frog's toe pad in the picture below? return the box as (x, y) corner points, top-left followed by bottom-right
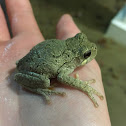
(100, 95), (104, 100)
(46, 99), (52, 104)
(56, 91), (66, 97)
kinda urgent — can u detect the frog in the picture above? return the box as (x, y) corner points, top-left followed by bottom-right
(14, 33), (104, 107)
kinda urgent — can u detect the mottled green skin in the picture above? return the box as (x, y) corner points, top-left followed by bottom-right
(15, 33), (103, 107)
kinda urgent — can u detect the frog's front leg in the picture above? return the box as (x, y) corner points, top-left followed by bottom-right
(57, 69), (104, 107)
(15, 72), (65, 103)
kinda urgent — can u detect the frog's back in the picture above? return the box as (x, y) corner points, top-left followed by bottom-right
(32, 39), (66, 58)
(16, 39), (67, 77)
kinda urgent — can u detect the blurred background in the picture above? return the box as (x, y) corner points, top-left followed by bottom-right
(1, 0), (126, 125)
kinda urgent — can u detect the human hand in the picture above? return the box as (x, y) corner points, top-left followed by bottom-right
(0, 0), (111, 126)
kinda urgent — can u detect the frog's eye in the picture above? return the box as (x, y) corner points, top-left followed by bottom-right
(84, 50), (91, 59)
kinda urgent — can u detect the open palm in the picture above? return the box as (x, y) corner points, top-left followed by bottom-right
(0, 0), (111, 126)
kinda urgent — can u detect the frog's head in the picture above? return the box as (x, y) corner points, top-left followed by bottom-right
(66, 33), (97, 66)
(78, 42), (97, 66)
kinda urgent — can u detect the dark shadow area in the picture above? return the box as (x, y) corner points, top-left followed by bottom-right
(0, 0), (12, 37)
(34, 0), (116, 31)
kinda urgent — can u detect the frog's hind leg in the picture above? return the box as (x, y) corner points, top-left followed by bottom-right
(37, 88), (66, 104)
(22, 87), (52, 104)
(15, 72), (66, 104)
(14, 71), (50, 88)
(22, 87), (66, 104)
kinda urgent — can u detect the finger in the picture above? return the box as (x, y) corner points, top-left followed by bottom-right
(5, 0), (43, 39)
(56, 14), (80, 40)
(0, 5), (10, 41)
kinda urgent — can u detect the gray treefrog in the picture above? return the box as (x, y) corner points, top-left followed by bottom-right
(14, 33), (104, 107)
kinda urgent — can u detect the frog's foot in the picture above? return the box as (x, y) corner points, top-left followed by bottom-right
(82, 83), (104, 107)
(37, 88), (66, 104)
(83, 79), (96, 84)
(75, 73), (79, 79)
(75, 74), (96, 84)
